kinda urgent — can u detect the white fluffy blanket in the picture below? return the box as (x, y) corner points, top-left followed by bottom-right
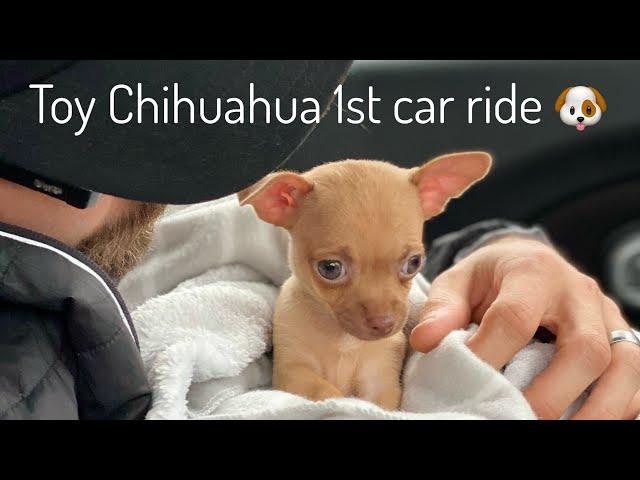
(120, 195), (583, 420)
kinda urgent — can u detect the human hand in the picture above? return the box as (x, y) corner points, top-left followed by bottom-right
(410, 236), (640, 419)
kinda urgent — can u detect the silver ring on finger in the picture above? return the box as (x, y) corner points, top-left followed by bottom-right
(609, 330), (640, 347)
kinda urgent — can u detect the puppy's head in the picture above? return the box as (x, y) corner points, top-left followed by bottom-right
(555, 86), (607, 131)
(239, 152), (492, 341)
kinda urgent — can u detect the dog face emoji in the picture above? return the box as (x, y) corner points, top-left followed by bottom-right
(555, 86), (607, 131)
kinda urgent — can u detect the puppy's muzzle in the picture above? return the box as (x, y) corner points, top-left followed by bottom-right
(366, 315), (396, 336)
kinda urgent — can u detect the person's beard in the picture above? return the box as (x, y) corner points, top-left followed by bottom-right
(77, 202), (166, 281)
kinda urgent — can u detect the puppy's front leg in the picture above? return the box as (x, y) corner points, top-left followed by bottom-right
(274, 364), (344, 402)
(358, 377), (402, 411)
(357, 336), (405, 411)
(372, 381), (402, 411)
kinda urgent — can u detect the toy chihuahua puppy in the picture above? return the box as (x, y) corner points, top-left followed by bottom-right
(238, 152), (492, 410)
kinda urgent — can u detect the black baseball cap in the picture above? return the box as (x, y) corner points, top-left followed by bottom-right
(0, 60), (352, 205)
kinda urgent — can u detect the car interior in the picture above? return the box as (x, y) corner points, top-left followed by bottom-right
(6, 59), (635, 421)
(282, 60), (640, 328)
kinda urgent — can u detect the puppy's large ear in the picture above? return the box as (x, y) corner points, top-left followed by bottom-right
(589, 87), (607, 112)
(410, 152), (492, 220)
(237, 172), (313, 228)
(555, 87), (571, 112)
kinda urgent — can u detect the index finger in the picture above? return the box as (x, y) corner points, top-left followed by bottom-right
(410, 264), (477, 352)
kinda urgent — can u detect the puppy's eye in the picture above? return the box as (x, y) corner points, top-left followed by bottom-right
(400, 254), (424, 279)
(586, 106), (592, 115)
(570, 106), (575, 115)
(317, 260), (345, 281)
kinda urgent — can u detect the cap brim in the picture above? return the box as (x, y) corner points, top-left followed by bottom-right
(0, 60), (351, 203)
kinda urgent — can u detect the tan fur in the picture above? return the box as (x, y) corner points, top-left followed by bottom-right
(239, 153), (491, 410)
(273, 277), (406, 408)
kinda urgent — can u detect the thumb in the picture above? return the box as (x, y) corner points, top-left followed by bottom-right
(409, 266), (475, 352)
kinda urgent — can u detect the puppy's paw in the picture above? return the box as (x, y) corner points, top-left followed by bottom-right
(309, 382), (344, 401)
(371, 384), (402, 411)
(275, 373), (343, 402)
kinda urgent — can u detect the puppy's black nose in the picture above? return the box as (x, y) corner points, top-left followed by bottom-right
(366, 315), (395, 335)
(577, 116), (585, 122)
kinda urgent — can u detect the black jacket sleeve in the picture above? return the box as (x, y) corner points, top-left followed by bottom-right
(0, 222), (152, 420)
(424, 219), (552, 282)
